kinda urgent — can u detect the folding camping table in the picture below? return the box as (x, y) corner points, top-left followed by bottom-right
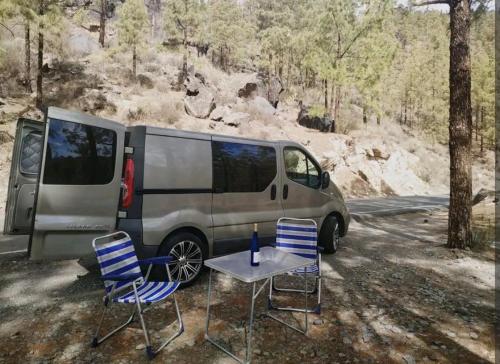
(204, 246), (314, 364)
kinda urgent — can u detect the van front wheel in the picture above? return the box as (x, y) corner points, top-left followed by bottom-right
(156, 232), (206, 288)
(319, 216), (340, 254)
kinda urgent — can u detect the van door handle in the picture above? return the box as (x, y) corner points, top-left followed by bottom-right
(283, 184), (288, 200)
(270, 184), (276, 200)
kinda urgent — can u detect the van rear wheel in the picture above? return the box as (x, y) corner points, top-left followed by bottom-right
(319, 216), (340, 254)
(156, 232), (206, 288)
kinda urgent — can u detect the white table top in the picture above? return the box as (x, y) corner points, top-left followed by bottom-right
(204, 247), (314, 283)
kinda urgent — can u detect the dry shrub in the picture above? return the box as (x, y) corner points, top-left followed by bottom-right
(155, 79), (173, 93)
(155, 99), (183, 125)
(0, 38), (24, 96)
(144, 62), (162, 74)
(337, 117), (359, 134)
(133, 97), (183, 125)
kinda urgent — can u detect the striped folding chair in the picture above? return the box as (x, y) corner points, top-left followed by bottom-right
(268, 217), (322, 314)
(91, 231), (183, 360)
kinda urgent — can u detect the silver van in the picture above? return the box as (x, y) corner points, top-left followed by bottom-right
(4, 107), (350, 286)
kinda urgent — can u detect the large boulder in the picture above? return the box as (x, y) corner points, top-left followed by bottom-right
(297, 102), (334, 132)
(210, 105), (232, 121)
(238, 73), (284, 108)
(246, 96), (276, 118)
(137, 74), (154, 89)
(224, 112), (250, 127)
(183, 75), (215, 119)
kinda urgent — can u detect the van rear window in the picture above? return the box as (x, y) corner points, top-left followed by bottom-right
(43, 119), (116, 185)
(212, 141), (276, 193)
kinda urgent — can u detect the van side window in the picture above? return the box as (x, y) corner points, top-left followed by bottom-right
(20, 131), (42, 175)
(43, 119), (116, 185)
(213, 141), (276, 193)
(284, 147), (321, 189)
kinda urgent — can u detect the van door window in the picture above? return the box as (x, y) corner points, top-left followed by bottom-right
(20, 131), (42, 175)
(284, 147), (321, 189)
(43, 119), (116, 185)
(212, 141), (276, 192)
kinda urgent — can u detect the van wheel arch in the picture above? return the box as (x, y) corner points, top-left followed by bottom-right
(157, 227), (209, 258)
(323, 211), (345, 236)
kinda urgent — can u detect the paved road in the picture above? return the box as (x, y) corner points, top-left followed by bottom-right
(347, 195), (449, 217)
(0, 195), (449, 256)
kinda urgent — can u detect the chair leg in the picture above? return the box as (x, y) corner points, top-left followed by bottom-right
(268, 274), (321, 314)
(135, 298), (155, 360)
(91, 300), (136, 347)
(154, 292), (184, 355)
(272, 274), (318, 294)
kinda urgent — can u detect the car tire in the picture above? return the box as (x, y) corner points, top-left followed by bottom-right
(154, 232), (207, 288)
(319, 215), (341, 254)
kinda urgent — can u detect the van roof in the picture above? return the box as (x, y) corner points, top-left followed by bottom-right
(139, 125), (287, 145)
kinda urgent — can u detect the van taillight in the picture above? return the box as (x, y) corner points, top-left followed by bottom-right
(122, 158), (134, 208)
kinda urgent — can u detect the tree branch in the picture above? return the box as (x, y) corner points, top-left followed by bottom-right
(412, 0), (450, 6)
(0, 22), (14, 37)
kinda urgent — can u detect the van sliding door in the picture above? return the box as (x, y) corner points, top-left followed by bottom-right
(211, 137), (283, 255)
(30, 107), (125, 260)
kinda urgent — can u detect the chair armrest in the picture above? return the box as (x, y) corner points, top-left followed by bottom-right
(317, 246), (325, 252)
(138, 256), (173, 265)
(101, 273), (142, 282)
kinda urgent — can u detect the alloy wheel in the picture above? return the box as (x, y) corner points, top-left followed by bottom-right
(332, 224), (340, 251)
(167, 240), (203, 284)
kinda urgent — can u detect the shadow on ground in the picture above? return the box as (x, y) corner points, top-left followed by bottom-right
(0, 211), (494, 363)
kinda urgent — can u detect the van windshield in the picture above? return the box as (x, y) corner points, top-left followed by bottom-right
(43, 118), (116, 185)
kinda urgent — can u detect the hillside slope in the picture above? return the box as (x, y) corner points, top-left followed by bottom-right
(0, 26), (494, 216)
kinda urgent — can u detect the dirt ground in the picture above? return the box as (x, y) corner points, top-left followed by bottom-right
(0, 208), (495, 364)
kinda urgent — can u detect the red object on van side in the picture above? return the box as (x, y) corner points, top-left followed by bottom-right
(122, 158), (134, 208)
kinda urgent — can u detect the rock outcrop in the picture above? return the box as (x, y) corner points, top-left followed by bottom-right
(238, 73), (284, 108)
(183, 74), (215, 119)
(297, 102), (334, 132)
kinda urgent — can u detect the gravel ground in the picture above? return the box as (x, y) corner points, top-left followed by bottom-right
(0, 208), (495, 364)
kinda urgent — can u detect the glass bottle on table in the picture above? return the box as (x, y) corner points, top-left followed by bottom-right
(250, 223), (260, 266)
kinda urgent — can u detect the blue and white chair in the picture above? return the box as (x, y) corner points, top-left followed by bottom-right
(91, 231), (183, 360)
(268, 217), (322, 314)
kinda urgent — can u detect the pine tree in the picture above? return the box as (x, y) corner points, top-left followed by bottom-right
(164, 0), (201, 47)
(74, 0), (108, 47)
(34, 0), (63, 109)
(116, 0), (149, 78)
(207, 0), (255, 72)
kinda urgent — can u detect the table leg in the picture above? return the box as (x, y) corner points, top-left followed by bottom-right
(304, 269), (308, 334)
(205, 273), (270, 364)
(245, 282), (257, 363)
(205, 268), (213, 338)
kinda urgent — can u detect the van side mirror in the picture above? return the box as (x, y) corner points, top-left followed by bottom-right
(321, 171), (330, 189)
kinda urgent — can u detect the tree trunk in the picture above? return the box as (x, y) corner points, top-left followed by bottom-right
(480, 105), (484, 154)
(220, 46), (224, 70)
(333, 86), (341, 122)
(132, 45), (137, 78)
(99, 0), (106, 47)
(24, 21), (32, 93)
(474, 103), (479, 142)
(447, 0), (472, 249)
(377, 115), (381, 125)
(363, 107), (367, 124)
(323, 79), (328, 112)
(36, 0), (44, 110)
